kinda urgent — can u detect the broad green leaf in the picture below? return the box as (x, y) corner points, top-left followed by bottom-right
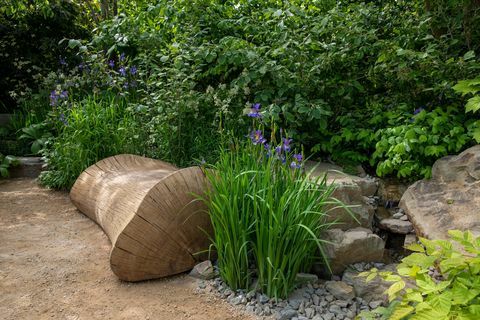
(428, 291), (452, 315)
(453, 79), (480, 95)
(440, 256), (466, 272)
(68, 39), (81, 49)
(470, 127), (480, 143)
(465, 96), (480, 113)
(451, 283), (479, 305)
(409, 308), (448, 320)
(416, 275), (438, 293)
(463, 50), (476, 60)
(406, 243), (425, 253)
(384, 274), (402, 282)
(387, 280), (406, 301)
(469, 305), (480, 315)
(390, 305), (414, 320)
(405, 291), (423, 303)
(366, 272), (378, 283)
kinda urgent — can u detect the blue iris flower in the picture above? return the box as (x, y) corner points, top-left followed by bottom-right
(282, 138), (292, 152)
(293, 153), (303, 163)
(248, 103), (262, 118)
(249, 130), (267, 145)
(290, 161), (301, 169)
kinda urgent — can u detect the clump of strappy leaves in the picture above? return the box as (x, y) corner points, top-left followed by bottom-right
(356, 230), (480, 320)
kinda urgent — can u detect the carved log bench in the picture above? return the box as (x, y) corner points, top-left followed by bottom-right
(70, 154), (212, 281)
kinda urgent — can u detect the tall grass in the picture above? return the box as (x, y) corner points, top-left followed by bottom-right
(39, 96), (140, 189)
(202, 137), (343, 299)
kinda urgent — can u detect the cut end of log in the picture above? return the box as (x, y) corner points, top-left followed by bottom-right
(70, 154), (212, 281)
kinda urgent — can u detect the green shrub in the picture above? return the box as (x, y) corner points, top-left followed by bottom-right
(0, 0), (92, 112)
(372, 107), (473, 179)
(19, 123), (52, 155)
(18, 0), (480, 181)
(358, 230), (480, 320)
(39, 96), (141, 189)
(84, 0), (480, 180)
(454, 77), (480, 141)
(201, 121), (343, 298)
(0, 154), (19, 177)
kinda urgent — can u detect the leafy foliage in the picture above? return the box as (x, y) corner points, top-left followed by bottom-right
(8, 0), (480, 184)
(83, 0), (480, 179)
(372, 107), (473, 178)
(454, 77), (480, 114)
(358, 230), (480, 320)
(0, 1), (91, 112)
(19, 123), (52, 155)
(0, 153), (19, 178)
(200, 126), (341, 299)
(39, 96), (141, 189)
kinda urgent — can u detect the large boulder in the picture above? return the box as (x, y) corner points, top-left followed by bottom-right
(400, 145), (480, 239)
(306, 162), (377, 230)
(321, 228), (385, 275)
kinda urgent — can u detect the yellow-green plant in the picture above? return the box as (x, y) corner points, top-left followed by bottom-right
(357, 230), (480, 320)
(453, 77), (480, 144)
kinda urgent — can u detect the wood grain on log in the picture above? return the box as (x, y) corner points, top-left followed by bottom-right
(70, 154), (212, 281)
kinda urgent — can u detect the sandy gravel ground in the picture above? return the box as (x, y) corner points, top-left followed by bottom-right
(0, 178), (253, 320)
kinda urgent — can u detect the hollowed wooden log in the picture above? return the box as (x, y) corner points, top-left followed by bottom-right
(70, 154), (212, 281)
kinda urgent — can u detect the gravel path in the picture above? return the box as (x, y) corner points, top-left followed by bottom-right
(0, 178), (253, 320)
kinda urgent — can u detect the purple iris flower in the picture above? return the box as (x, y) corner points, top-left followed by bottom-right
(50, 89), (68, 107)
(119, 53), (126, 61)
(275, 145), (282, 155)
(119, 66), (127, 76)
(264, 143), (272, 157)
(108, 60), (115, 68)
(49, 90), (59, 106)
(248, 103), (262, 118)
(282, 138), (292, 152)
(293, 153), (303, 163)
(413, 107), (424, 115)
(59, 90), (68, 99)
(290, 161), (301, 169)
(59, 57), (67, 66)
(249, 130), (267, 145)
(130, 66), (137, 75)
(59, 113), (68, 126)
(123, 82), (129, 89)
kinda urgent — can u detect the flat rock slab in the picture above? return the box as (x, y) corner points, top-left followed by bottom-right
(378, 218), (413, 234)
(8, 157), (44, 178)
(400, 145), (480, 239)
